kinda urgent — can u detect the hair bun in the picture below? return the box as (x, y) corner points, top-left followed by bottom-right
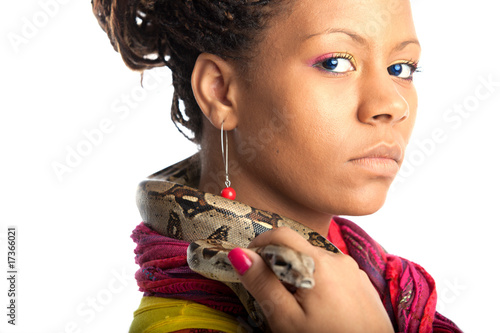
(92, 0), (167, 71)
(91, 0), (281, 143)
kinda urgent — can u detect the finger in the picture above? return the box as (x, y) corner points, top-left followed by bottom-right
(228, 247), (304, 328)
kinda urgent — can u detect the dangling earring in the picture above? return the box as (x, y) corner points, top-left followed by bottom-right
(220, 121), (236, 200)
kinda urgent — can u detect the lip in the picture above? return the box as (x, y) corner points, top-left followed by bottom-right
(349, 143), (403, 177)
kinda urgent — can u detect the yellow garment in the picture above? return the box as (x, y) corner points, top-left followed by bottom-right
(129, 296), (244, 333)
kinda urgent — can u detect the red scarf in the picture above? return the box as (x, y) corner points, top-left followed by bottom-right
(132, 217), (462, 332)
(334, 217), (461, 332)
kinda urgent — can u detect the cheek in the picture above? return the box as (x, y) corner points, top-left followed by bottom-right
(289, 83), (359, 152)
(261, 91), (356, 188)
(234, 65), (359, 178)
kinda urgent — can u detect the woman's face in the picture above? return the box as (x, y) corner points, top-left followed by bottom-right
(231, 0), (420, 220)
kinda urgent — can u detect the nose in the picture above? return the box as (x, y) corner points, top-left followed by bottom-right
(357, 74), (410, 126)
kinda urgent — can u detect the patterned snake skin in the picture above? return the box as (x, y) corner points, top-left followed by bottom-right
(136, 155), (342, 331)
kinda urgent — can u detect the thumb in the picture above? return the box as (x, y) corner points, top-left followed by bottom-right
(227, 248), (301, 326)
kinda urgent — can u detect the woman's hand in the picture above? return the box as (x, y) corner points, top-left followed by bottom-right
(228, 227), (395, 333)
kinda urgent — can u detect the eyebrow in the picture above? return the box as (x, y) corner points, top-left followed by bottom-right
(303, 28), (420, 51)
(304, 28), (367, 44)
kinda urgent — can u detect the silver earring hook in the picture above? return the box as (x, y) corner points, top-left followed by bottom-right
(221, 121), (230, 188)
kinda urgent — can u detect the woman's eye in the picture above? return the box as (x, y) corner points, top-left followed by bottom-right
(387, 63), (416, 79)
(314, 57), (354, 74)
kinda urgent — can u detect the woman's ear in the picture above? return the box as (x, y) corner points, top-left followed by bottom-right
(191, 53), (239, 130)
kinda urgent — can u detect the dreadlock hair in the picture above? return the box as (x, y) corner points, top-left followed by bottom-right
(92, 0), (291, 144)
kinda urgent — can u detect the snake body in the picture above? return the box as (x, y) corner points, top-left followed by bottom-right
(187, 239), (316, 289)
(136, 156), (342, 330)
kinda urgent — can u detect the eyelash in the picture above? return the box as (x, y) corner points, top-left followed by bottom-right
(394, 60), (421, 82)
(312, 53), (356, 76)
(313, 54), (421, 81)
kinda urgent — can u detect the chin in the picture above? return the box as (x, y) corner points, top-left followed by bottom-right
(336, 184), (390, 216)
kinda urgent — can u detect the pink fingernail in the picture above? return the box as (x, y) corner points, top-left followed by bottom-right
(228, 248), (252, 275)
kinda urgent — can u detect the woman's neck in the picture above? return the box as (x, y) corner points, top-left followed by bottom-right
(198, 143), (333, 238)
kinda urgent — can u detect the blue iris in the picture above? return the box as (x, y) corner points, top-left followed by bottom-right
(388, 64), (403, 76)
(323, 58), (339, 71)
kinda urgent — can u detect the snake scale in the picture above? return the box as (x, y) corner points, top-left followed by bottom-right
(136, 155), (342, 331)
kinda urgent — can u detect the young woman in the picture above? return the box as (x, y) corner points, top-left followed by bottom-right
(92, 0), (462, 332)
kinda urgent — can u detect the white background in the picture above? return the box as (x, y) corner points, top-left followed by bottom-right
(1, 0), (499, 332)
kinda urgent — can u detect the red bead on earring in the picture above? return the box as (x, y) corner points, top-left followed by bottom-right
(221, 187), (236, 200)
(220, 121), (236, 200)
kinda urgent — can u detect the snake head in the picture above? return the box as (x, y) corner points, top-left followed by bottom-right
(258, 244), (315, 289)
